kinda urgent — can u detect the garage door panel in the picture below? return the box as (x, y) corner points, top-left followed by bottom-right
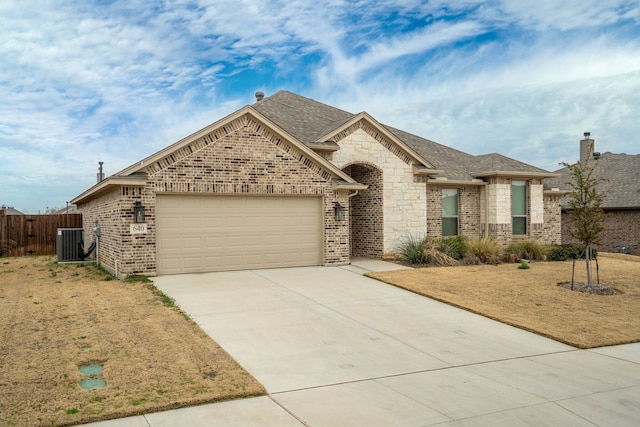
(156, 195), (322, 275)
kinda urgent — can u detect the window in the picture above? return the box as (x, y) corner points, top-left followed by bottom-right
(442, 188), (458, 236)
(512, 180), (527, 235)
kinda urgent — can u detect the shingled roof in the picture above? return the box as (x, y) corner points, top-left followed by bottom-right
(471, 153), (551, 176)
(0, 205), (24, 215)
(253, 90), (354, 143)
(254, 91), (555, 182)
(547, 152), (640, 209)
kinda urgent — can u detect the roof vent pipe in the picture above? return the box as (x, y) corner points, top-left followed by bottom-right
(255, 91), (264, 102)
(97, 161), (104, 183)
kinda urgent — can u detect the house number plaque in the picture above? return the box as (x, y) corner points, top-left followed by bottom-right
(130, 223), (148, 234)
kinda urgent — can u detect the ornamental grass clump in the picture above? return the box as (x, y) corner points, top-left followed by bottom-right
(396, 234), (427, 264)
(423, 239), (459, 266)
(396, 235), (459, 266)
(503, 239), (551, 262)
(463, 236), (500, 265)
(438, 236), (467, 260)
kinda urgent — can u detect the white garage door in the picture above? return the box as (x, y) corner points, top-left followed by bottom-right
(156, 195), (323, 275)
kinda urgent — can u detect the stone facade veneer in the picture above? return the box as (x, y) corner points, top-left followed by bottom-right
(330, 126), (426, 257)
(529, 184), (544, 224)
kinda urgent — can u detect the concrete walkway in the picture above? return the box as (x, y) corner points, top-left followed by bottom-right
(84, 260), (640, 426)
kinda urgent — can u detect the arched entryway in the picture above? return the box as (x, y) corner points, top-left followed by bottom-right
(342, 163), (383, 258)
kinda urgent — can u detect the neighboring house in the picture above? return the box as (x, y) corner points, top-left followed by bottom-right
(547, 133), (640, 255)
(50, 205), (78, 215)
(0, 206), (24, 215)
(72, 90), (564, 277)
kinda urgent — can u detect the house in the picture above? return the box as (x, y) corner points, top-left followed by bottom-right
(547, 133), (640, 255)
(0, 206), (24, 215)
(72, 90), (564, 278)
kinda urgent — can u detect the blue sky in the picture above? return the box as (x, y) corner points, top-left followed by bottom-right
(1, 0), (639, 213)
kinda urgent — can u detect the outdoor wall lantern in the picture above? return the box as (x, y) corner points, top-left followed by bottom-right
(134, 201), (145, 223)
(333, 201), (346, 221)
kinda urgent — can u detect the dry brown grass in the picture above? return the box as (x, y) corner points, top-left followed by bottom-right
(369, 253), (640, 349)
(0, 256), (265, 427)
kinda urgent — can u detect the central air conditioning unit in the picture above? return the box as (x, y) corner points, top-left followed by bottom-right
(57, 228), (84, 262)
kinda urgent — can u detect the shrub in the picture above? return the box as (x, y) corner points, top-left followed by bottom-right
(396, 235), (427, 264)
(503, 239), (550, 262)
(464, 237), (500, 264)
(395, 235), (459, 266)
(518, 261), (530, 269)
(547, 244), (598, 261)
(423, 239), (459, 266)
(438, 236), (467, 260)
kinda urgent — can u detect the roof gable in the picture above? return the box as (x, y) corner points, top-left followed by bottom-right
(255, 91), (438, 171)
(73, 106), (365, 204)
(117, 107), (358, 183)
(253, 91), (555, 182)
(318, 112), (437, 169)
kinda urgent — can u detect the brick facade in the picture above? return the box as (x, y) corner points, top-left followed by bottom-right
(562, 209), (640, 255)
(76, 107), (566, 276)
(342, 163), (383, 258)
(79, 114), (350, 277)
(426, 186), (441, 236)
(426, 185), (482, 238)
(79, 185), (153, 278)
(542, 193), (563, 245)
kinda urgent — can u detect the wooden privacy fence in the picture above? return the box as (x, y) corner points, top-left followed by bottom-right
(0, 213), (83, 257)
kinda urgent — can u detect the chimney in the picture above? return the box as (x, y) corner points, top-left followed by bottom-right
(579, 132), (594, 163)
(97, 161), (104, 183)
(255, 91), (264, 102)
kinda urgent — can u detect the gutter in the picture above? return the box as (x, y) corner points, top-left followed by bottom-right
(472, 171), (561, 179)
(426, 178), (487, 186)
(71, 175), (147, 205)
(332, 180), (368, 191)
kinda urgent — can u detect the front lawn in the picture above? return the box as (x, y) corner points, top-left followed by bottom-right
(368, 253), (640, 348)
(0, 256), (265, 426)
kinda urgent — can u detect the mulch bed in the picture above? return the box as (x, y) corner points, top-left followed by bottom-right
(557, 282), (619, 295)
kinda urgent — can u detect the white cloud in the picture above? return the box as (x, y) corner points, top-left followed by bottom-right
(316, 20), (487, 86)
(496, 0), (640, 31)
(0, 0), (639, 212)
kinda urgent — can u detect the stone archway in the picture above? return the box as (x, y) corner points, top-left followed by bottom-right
(342, 163), (383, 258)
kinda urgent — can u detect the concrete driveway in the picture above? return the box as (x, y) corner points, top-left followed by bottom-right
(88, 260), (640, 426)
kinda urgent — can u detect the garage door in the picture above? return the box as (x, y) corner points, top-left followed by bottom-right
(156, 195), (323, 275)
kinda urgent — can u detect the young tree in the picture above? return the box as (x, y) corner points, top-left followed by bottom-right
(560, 159), (606, 288)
